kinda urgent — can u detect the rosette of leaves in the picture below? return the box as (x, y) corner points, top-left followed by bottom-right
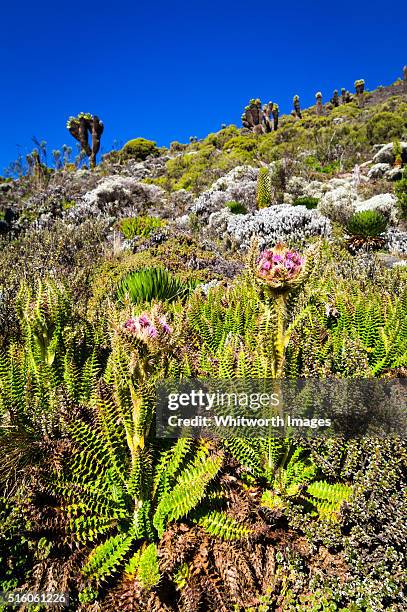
(44, 326), (229, 602)
(292, 196), (319, 210)
(0, 279), (101, 493)
(225, 200), (247, 215)
(117, 267), (196, 305)
(346, 210), (387, 253)
(226, 437), (352, 521)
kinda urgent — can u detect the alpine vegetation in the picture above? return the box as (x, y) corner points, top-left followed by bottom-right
(0, 63), (407, 611)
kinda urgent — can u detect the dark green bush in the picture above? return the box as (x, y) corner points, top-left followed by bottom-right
(305, 156), (341, 175)
(346, 210), (388, 237)
(121, 138), (160, 161)
(292, 196), (319, 210)
(225, 200), (247, 214)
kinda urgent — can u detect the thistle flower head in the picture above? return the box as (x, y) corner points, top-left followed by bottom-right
(256, 243), (305, 291)
(123, 307), (172, 344)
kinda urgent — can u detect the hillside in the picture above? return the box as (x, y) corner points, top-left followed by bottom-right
(0, 69), (406, 611)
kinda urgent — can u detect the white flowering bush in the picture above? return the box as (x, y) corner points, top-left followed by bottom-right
(318, 185), (358, 224)
(385, 229), (407, 254)
(223, 205), (331, 249)
(191, 165), (259, 218)
(355, 193), (398, 224)
(65, 176), (166, 222)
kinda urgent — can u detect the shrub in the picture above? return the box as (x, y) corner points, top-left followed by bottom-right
(118, 216), (166, 239)
(366, 111), (405, 144)
(305, 156), (341, 175)
(222, 136), (257, 153)
(225, 200), (247, 214)
(346, 210), (388, 237)
(292, 196), (319, 210)
(393, 139), (403, 166)
(395, 169), (407, 220)
(121, 138), (160, 161)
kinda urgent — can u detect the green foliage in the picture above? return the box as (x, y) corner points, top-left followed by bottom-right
(0, 280), (101, 491)
(346, 210), (387, 237)
(305, 155), (341, 175)
(222, 135), (258, 152)
(228, 437), (351, 521)
(292, 196), (319, 209)
(4, 80), (407, 610)
(225, 200), (247, 214)
(256, 167), (272, 208)
(393, 139), (403, 164)
(117, 267), (196, 305)
(53, 372), (222, 589)
(395, 168), (407, 219)
(366, 111), (406, 144)
(153, 452), (223, 536)
(185, 258), (316, 380)
(6, 297), (224, 598)
(286, 277), (407, 377)
(117, 215), (166, 239)
(195, 510), (251, 540)
(16, 278), (71, 369)
(120, 138), (160, 161)
(155, 128), (259, 193)
(137, 543), (160, 588)
(0, 497), (33, 592)
(306, 480), (352, 521)
(227, 437), (317, 511)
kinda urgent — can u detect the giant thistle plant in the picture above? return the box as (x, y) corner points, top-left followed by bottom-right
(43, 304), (244, 602)
(249, 241), (314, 378)
(0, 284), (245, 602)
(184, 242), (316, 380)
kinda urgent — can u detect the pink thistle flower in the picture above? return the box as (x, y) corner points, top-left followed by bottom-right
(256, 243), (305, 290)
(123, 308), (172, 344)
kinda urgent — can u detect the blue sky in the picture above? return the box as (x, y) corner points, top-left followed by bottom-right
(1, 0), (407, 173)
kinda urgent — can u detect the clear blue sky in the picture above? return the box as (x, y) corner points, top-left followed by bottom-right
(1, 0), (407, 173)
